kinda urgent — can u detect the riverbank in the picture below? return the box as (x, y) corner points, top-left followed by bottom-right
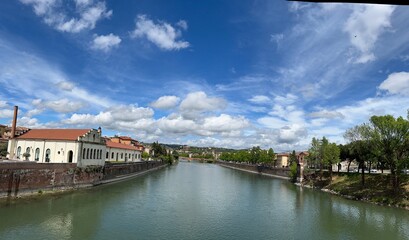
(304, 172), (409, 209)
(0, 161), (168, 199)
(216, 160), (290, 180)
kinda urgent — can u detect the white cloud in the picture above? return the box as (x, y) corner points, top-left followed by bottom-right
(56, 81), (75, 91)
(130, 15), (189, 50)
(176, 20), (188, 30)
(248, 95), (271, 104)
(378, 72), (409, 96)
(0, 109), (14, 119)
(20, 0), (112, 33)
(157, 116), (197, 134)
(0, 39), (114, 109)
(0, 101), (8, 108)
(150, 95), (180, 109)
(91, 33), (121, 52)
(202, 114), (249, 132)
(309, 110), (344, 119)
(33, 98), (84, 113)
(344, 5), (395, 63)
(179, 91), (226, 118)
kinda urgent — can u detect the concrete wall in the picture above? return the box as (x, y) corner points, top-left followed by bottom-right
(217, 161), (290, 179)
(103, 161), (165, 180)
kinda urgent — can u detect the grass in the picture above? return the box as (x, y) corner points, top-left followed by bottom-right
(305, 172), (409, 208)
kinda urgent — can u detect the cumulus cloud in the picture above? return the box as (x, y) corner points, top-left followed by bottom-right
(33, 98), (84, 113)
(344, 4), (395, 63)
(248, 95), (271, 104)
(309, 110), (345, 119)
(202, 114), (249, 132)
(378, 72), (409, 96)
(179, 91), (227, 118)
(0, 109), (14, 119)
(20, 0), (112, 33)
(150, 95), (180, 109)
(91, 33), (121, 52)
(130, 15), (189, 50)
(63, 104), (155, 132)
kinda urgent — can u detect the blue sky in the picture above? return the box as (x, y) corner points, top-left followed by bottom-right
(1, 1), (409, 151)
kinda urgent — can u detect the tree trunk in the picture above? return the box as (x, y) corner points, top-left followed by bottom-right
(347, 159), (352, 173)
(360, 162), (365, 187)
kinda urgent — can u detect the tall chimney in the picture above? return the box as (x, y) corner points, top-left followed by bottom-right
(11, 106), (18, 139)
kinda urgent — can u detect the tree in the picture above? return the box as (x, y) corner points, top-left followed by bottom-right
(368, 115), (409, 192)
(0, 143), (7, 158)
(142, 151), (150, 160)
(322, 142), (340, 182)
(289, 150), (297, 166)
(172, 150), (179, 161)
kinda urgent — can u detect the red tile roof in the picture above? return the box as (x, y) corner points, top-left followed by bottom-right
(17, 129), (90, 141)
(106, 140), (140, 151)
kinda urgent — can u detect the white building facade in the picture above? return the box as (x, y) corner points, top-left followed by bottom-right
(105, 140), (142, 162)
(7, 128), (106, 166)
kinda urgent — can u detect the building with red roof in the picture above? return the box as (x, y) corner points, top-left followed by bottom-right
(7, 128), (106, 166)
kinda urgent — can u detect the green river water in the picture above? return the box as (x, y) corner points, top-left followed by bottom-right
(0, 161), (408, 240)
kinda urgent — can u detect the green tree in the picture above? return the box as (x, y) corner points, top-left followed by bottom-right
(142, 151), (150, 160)
(0, 143), (7, 158)
(172, 150), (179, 161)
(322, 142), (340, 182)
(289, 150), (297, 166)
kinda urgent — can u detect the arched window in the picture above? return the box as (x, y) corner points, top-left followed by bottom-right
(106, 151), (109, 159)
(86, 148), (89, 159)
(111, 152), (114, 159)
(93, 149), (96, 159)
(17, 146), (21, 159)
(83, 148), (86, 159)
(25, 147), (30, 160)
(121, 153), (123, 159)
(35, 148), (40, 161)
(45, 149), (51, 162)
(93, 134), (96, 142)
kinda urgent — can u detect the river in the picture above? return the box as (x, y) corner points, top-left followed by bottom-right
(0, 161), (408, 240)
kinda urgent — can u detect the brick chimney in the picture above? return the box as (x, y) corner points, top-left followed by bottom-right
(11, 106), (18, 139)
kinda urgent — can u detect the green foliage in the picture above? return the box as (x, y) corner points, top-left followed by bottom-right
(151, 142), (167, 158)
(307, 137), (340, 182)
(219, 146), (275, 165)
(0, 142), (7, 157)
(172, 150), (179, 160)
(142, 151), (150, 159)
(289, 162), (298, 183)
(289, 150), (297, 166)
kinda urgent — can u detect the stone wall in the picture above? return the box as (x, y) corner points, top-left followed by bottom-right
(103, 161), (165, 180)
(0, 161), (166, 198)
(217, 160), (290, 179)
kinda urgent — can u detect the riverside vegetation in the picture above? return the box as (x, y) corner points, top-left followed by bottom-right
(304, 112), (409, 208)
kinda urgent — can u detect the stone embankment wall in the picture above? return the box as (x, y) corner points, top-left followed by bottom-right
(0, 161), (166, 198)
(217, 160), (290, 179)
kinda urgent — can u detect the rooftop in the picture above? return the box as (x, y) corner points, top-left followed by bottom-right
(16, 129), (90, 141)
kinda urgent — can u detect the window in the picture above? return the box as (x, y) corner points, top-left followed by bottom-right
(111, 152), (114, 159)
(83, 148), (86, 159)
(86, 148), (89, 159)
(121, 153), (123, 159)
(45, 149), (50, 162)
(35, 148), (40, 161)
(93, 149), (96, 159)
(93, 134), (95, 141)
(106, 151), (109, 159)
(25, 147), (30, 160)
(17, 146), (21, 159)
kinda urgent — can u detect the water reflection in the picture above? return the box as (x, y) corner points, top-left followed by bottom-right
(0, 162), (408, 240)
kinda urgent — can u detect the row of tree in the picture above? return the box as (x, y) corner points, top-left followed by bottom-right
(219, 147), (275, 165)
(343, 114), (409, 192)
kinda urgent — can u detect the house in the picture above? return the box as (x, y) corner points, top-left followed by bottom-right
(110, 136), (144, 151)
(7, 128), (106, 166)
(297, 151), (309, 166)
(105, 139), (142, 162)
(276, 153), (289, 167)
